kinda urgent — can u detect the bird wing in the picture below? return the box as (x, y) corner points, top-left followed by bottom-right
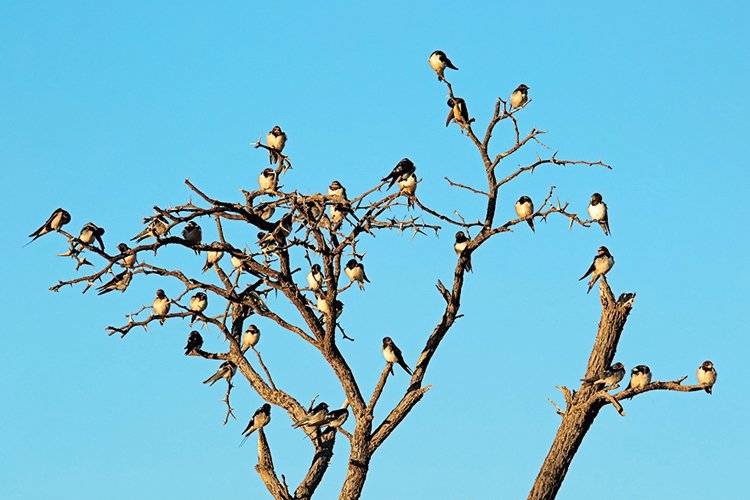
(445, 107), (455, 127)
(579, 261), (596, 280)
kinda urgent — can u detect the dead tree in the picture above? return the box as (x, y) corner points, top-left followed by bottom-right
(34, 59), (714, 500)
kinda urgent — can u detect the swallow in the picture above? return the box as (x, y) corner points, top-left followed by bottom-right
(27, 208), (71, 244)
(96, 270), (132, 295)
(382, 158), (416, 190)
(510, 84), (529, 109)
(581, 362), (625, 388)
(588, 193), (610, 236)
(579, 246), (615, 293)
(189, 292), (208, 324)
(253, 202), (275, 221)
(345, 259), (370, 291)
(397, 172), (418, 199)
(152, 289), (171, 325)
(266, 125), (287, 164)
(446, 97), (473, 128)
(292, 402), (329, 429)
(242, 324), (261, 352)
(626, 365), (652, 390)
(231, 251), (247, 271)
(117, 243), (137, 268)
(454, 231), (472, 272)
(184, 330), (203, 355)
(240, 403), (272, 445)
(273, 212), (293, 241)
(203, 361), (236, 386)
(307, 264), (323, 291)
(78, 222), (106, 250)
(316, 293), (343, 319)
(383, 337), (412, 376)
(258, 168), (278, 192)
(329, 202), (353, 229)
(202, 242), (224, 273)
(515, 196), (535, 232)
(697, 360), (717, 394)
(328, 180), (348, 201)
(132, 215), (169, 242)
(181, 221), (202, 254)
(428, 50), (458, 81)
(257, 231), (278, 255)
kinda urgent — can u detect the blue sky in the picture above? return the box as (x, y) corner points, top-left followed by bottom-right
(2, 1), (748, 499)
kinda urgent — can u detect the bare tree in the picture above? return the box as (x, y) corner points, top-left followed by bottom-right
(34, 57), (714, 500)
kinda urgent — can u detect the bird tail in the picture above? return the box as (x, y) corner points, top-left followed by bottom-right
(527, 219), (535, 233)
(202, 262), (211, 273)
(463, 255), (473, 273)
(203, 374), (219, 385)
(239, 433), (252, 447)
(705, 387), (712, 395)
(358, 282), (365, 291)
(401, 362), (413, 376)
(388, 363), (394, 376)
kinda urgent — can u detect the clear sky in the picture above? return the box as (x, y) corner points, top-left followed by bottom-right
(2, 1), (748, 499)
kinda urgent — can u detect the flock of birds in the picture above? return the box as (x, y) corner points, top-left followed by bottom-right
(26, 49), (716, 441)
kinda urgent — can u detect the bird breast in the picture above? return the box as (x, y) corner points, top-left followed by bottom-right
(383, 347), (398, 363)
(588, 203), (606, 221)
(345, 266), (363, 282)
(153, 298), (170, 315)
(594, 255), (614, 275)
(630, 371), (652, 388)
(429, 53), (445, 72)
(515, 201), (533, 218)
(697, 368), (717, 385)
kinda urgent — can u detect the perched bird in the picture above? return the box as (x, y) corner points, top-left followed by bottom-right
(132, 216), (169, 242)
(454, 231), (472, 272)
(181, 221), (202, 254)
(203, 361), (236, 386)
(258, 168), (278, 192)
(242, 324), (261, 352)
(383, 337), (412, 376)
(582, 362), (626, 387)
(117, 243), (137, 268)
(27, 208), (71, 244)
(152, 289), (171, 325)
(202, 242), (224, 273)
(345, 259), (370, 291)
(382, 158), (416, 190)
(322, 407), (349, 429)
(515, 196), (535, 232)
(231, 252), (247, 271)
(78, 222), (106, 250)
(697, 360), (717, 394)
(398, 171), (418, 202)
(328, 180), (348, 201)
(257, 231), (278, 255)
(184, 330), (203, 355)
(579, 246), (615, 293)
(189, 292), (208, 324)
(240, 404), (272, 445)
(446, 97), (472, 128)
(428, 50), (458, 81)
(292, 402), (329, 429)
(510, 84), (530, 108)
(96, 270), (132, 295)
(266, 125), (287, 164)
(316, 293), (343, 319)
(329, 202), (352, 229)
(253, 203), (275, 221)
(588, 193), (610, 236)
(626, 365), (652, 390)
(307, 264), (324, 291)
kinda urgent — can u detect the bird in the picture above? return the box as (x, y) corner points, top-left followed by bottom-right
(132, 216), (169, 242)
(292, 402), (329, 429)
(579, 246), (615, 293)
(398, 171), (418, 201)
(203, 361), (236, 386)
(454, 231), (472, 272)
(581, 362), (625, 388)
(382, 158), (416, 190)
(202, 242), (224, 273)
(78, 222), (106, 250)
(697, 360), (717, 394)
(117, 243), (137, 268)
(626, 365), (652, 390)
(184, 330), (203, 355)
(515, 196), (535, 232)
(345, 259), (370, 291)
(307, 264), (324, 291)
(27, 208), (71, 244)
(428, 50), (458, 81)
(510, 84), (529, 108)
(266, 125), (287, 164)
(258, 168), (278, 193)
(242, 324), (261, 352)
(257, 231), (278, 255)
(189, 292), (208, 324)
(181, 221), (202, 254)
(152, 289), (171, 325)
(588, 193), (610, 236)
(316, 293), (343, 320)
(383, 337), (412, 376)
(446, 97), (472, 128)
(240, 404), (272, 445)
(96, 270), (132, 295)
(253, 202), (276, 221)
(322, 407), (349, 429)
(231, 251), (247, 271)
(329, 202), (353, 229)
(328, 180), (348, 201)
